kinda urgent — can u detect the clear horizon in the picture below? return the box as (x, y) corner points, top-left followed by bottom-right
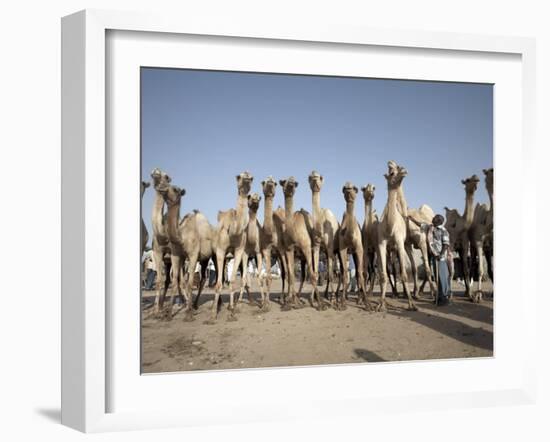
(141, 68), (493, 241)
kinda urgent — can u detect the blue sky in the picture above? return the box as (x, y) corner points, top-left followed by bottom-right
(141, 68), (492, 238)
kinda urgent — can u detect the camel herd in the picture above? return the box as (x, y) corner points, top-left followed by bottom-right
(142, 161), (494, 323)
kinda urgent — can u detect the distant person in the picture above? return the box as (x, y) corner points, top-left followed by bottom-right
(142, 250), (156, 291)
(408, 214), (451, 306)
(207, 259), (216, 287)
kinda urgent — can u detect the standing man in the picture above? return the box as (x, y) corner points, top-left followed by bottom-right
(408, 214), (451, 306)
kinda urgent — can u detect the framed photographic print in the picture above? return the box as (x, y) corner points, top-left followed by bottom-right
(61, 9), (537, 433)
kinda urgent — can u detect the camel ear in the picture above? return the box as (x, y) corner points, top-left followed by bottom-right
(236, 175), (241, 182)
(261, 180), (265, 186)
(143, 181), (150, 188)
(247, 194), (251, 201)
(353, 186), (358, 194)
(279, 179), (286, 187)
(361, 186), (366, 191)
(461, 179), (466, 184)
(258, 196), (262, 202)
(372, 186), (375, 191)
(180, 188), (186, 196)
(295, 181), (299, 188)
(166, 175), (172, 183)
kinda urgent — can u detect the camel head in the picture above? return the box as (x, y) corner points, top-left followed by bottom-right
(308, 170), (324, 192)
(342, 182), (359, 203)
(150, 168), (172, 193)
(247, 193), (261, 211)
(483, 168), (494, 193)
(159, 184), (186, 208)
(141, 181), (150, 198)
(279, 176), (299, 197)
(461, 174), (479, 194)
(261, 176), (277, 198)
(236, 171), (254, 196)
(384, 164), (407, 190)
(361, 183), (375, 202)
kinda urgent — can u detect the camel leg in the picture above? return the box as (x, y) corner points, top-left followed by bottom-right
(338, 248), (349, 310)
(461, 239), (472, 299)
(152, 248), (167, 316)
(405, 243), (419, 299)
(206, 250), (225, 324)
(227, 248), (245, 320)
(193, 259), (208, 310)
(183, 254), (199, 322)
(296, 258), (307, 305)
(483, 244), (493, 297)
(396, 243), (417, 311)
(237, 252), (249, 307)
(261, 249), (272, 311)
(377, 241), (389, 312)
(311, 244), (324, 310)
(254, 251), (263, 307)
(474, 241), (485, 303)
(283, 248), (296, 310)
(278, 253), (288, 305)
(326, 250), (337, 306)
(421, 243), (437, 300)
(164, 254), (181, 320)
(355, 247), (372, 311)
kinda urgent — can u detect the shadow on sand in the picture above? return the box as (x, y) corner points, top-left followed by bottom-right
(353, 348), (386, 362)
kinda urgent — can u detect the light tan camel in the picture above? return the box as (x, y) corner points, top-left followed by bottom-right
(468, 168), (494, 302)
(337, 182), (371, 310)
(279, 177), (318, 310)
(272, 206), (289, 303)
(373, 163), (417, 312)
(237, 193), (264, 308)
(385, 161), (437, 299)
(444, 174), (480, 300)
(159, 183), (215, 320)
(256, 177), (284, 311)
(482, 167), (494, 283)
(150, 168), (173, 315)
(141, 181), (150, 256)
(308, 171), (339, 309)
(208, 172), (253, 323)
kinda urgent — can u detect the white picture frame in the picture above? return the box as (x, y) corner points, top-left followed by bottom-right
(61, 9), (537, 433)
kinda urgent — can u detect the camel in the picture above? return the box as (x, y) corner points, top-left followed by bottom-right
(150, 168), (174, 315)
(236, 193), (264, 308)
(255, 176), (287, 311)
(444, 174), (480, 300)
(279, 177), (319, 310)
(361, 184), (378, 287)
(141, 181), (150, 255)
(373, 162), (417, 312)
(208, 171), (253, 323)
(467, 168), (494, 302)
(308, 171), (339, 308)
(384, 161), (437, 300)
(337, 182), (371, 310)
(158, 183), (215, 320)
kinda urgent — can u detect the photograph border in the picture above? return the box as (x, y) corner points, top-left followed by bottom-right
(61, 9), (536, 433)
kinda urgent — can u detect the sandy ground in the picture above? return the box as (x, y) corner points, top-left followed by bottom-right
(141, 279), (493, 373)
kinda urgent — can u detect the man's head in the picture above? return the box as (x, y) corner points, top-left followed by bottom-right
(432, 214), (445, 227)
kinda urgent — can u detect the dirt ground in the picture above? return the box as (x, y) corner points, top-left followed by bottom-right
(141, 280), (493, 373)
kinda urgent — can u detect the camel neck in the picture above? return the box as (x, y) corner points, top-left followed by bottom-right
(165, 202), (181, 245)
(311, 190), (321, 231)
(487, 185), (493, 213)
(236, 192), (248, 220)
(263, 196), (274, 235)
(397, 186), (408, 217)
(345, 201), (356, 229)
(386, 189), (400, 225)
(364, 199), (373, 225)
(248, 208), (258, 223)
(151, 192), (165, 237)
(464, 191), (475, 224)
(284, 194), (294, 222)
